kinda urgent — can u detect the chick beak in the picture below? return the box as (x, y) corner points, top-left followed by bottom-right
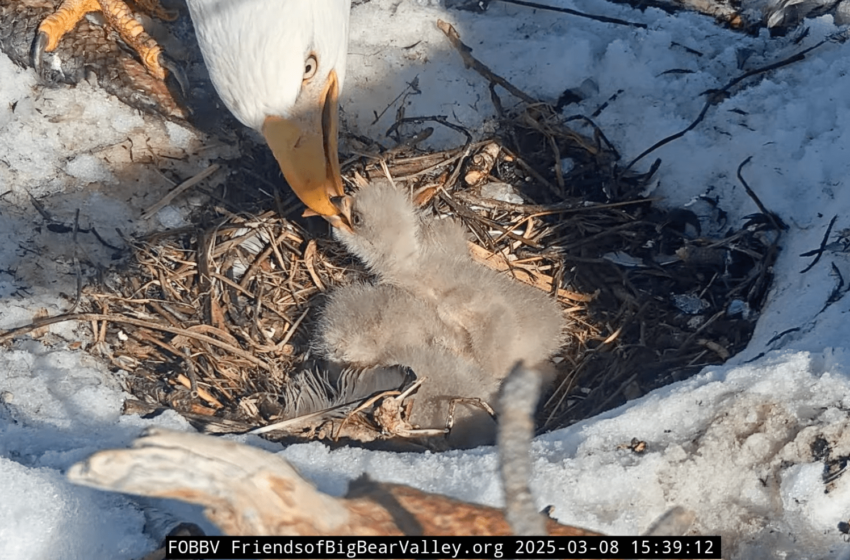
(330, 195), (354, 234)
(262, 69), (346, 223)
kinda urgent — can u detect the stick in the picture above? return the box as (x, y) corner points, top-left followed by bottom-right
(622, 40), (830, 175)
(0, 313), (271, 371)
(437, 20), (537, 104)
(496, 0), (646, 28)
(800, 214), (838, 274)
(736, 156), (787, 232)
(141, 164), (220, 218)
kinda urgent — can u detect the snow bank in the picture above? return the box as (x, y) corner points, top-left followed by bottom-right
(2, 0), (850, 558)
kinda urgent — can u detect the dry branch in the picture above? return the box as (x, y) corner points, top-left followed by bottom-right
(623, 39), (832, 175)
(437, 20), (536, 104)
(495, 0), (647, 28)
(141, 164), (220, 218)
(67, 428), (605, 539)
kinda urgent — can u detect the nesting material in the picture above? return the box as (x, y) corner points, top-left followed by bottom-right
(2, 96), (777, 448)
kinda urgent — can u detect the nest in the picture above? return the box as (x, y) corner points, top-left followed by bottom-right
(0, 21), (789, 448)
(55, 89), (777, 448)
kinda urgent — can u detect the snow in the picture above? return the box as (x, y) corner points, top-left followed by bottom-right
(2, 0), (850, 558)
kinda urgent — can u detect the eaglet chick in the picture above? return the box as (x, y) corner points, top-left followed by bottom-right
(314, 282), (499, 446)
(315, 180), (564, 446)
(332, 180), (564, 378)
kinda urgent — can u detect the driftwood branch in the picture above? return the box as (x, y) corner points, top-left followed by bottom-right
(68, 429), (350, 536)
(67, 428), (603, 538)
(69, 370), (693, 555)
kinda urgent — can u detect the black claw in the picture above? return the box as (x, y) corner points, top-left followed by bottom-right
(30, 31), (48, 75)
(159, 52), (188, 97)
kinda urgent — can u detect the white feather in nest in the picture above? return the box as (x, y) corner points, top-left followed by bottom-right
(252, 363), (416, 436)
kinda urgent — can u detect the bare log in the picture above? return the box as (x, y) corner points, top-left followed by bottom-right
(67, 428), (602, 538)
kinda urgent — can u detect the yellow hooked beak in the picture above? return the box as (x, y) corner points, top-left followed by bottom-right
(262, 69), (349, 229)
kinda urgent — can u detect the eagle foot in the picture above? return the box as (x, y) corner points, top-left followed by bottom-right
(31, 0), (176, 82)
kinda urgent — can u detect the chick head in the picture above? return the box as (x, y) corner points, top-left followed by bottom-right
(332, 180), (421, 279)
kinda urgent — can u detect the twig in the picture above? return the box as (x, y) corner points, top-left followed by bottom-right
(238, 238), (277, 290)
(386, 115), (472, 148)
(506, 149), (562, 198)
(277, 307), (310, 350)
(387, 127), (434, 153)
(89, 226), (123, 251)
(442, 143), (476, 192)
(495, 0), (646, 28)
(303, 240), (327, 292)
(27, 190), (53, 221)
(453, 189), (659, 216)
(183, 349), (199, 398)
(334, 387), (405, 442)
(736, 156), (787, 232)
(623, 39), (829, 175)
(0, 313), (271, 371)
(442, 193), (543, 249)
(677, 310), (725, 355)
(141, 164), (220, 218)
(372, 78), (420, 125)
(70, 209), (83, 314)
(173, 373), (223, 409)
(394, 149), (468, 181)
(818, 262), (846, 314)
(196, 229), (220, 328)
(766, 326), (801, 346)
(800, 215), (837, 273)
(564, 114), (620, 160)
(437, 20), (537, 104)
(621, 100), (713, 176)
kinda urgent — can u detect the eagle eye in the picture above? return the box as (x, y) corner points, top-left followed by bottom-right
(303, 54), (318, 81)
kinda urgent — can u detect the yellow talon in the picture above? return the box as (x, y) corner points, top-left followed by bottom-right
(34, 0), (174, 82)
(37, 0), (101, 52)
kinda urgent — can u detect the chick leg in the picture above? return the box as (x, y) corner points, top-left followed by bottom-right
(32, 0), (176, 82)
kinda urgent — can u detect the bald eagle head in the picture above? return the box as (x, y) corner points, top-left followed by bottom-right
(187, 0), (351, 224)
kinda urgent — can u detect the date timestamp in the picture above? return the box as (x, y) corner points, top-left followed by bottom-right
(513, 536), (718, 559)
